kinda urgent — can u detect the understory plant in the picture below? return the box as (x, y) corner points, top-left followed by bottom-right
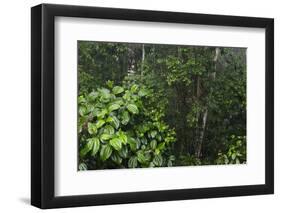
(78, 81), (176, 170)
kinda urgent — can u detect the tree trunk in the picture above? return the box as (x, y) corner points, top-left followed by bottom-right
(141, 44), (145, 76)
(195, 47), (220, 158)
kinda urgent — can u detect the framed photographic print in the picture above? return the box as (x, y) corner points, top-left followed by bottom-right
(31, 3), (274, 209)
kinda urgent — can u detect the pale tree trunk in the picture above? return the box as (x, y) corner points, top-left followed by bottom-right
(195, 47), (220, 158)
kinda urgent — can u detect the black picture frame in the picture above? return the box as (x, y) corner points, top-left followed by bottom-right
(31, 3), (274, 209)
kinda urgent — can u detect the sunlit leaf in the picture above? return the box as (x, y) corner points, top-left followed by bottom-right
(108, 103), (120, 112)
(91, 137), (100, 156)
(112, 86), (124, 95)
(100, 133), (112, 141)
(109, 138), (123, 151)
(107, 115), (119, 129)
(87, 123), (97, 135)
(127, 104), (139, 114)
(103, 125), (115, 135)
(96, 120), (105, 129)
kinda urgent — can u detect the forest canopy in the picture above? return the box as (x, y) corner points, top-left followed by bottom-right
(78, 41), (246, 170)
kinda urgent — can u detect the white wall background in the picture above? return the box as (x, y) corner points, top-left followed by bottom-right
(0, 0), (279, 212)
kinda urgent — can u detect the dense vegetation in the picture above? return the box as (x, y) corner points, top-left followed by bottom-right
(78, 41), (246, 170)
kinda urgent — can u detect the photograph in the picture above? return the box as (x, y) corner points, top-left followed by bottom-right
(29, 2), (274, 209)
(77, 41), (247, 170)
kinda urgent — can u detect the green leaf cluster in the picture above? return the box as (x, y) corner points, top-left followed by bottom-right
(78, 82), (176, 170)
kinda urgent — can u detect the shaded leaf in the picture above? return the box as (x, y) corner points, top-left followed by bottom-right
(128, 137), (138, 151)
(78, 163), (87, 171)
(153, 154), (163, 166)
(119, 146), (128, 158)
(121, 111), (130, 125)
(80, 139), (94, 157)
(111, 152), (122, 164)
(138, 89), (148, 97)
(150, 140), (157, 149)
(100, 145), (112, 161)
(137, 152), (147, 164)
(128, 156), (138, 168)
(150, 130), (157, 138)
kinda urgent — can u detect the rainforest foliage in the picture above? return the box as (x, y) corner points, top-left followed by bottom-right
(78, 41), (246, 170)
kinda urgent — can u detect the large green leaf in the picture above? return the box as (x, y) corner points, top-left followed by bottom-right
(127, 104), (139, 114)
(96, 119), (105, 129)
(117, 131), (127, 144)
(80, 139), (94, 157)
(106, 80), (114, 88)
(121, 111), (130, 125)
(79, 106), (87, 116)
(138, 88), (149, 97)
(112, 98), (124, 106)
(137, 152), (147, 164)
(108, 103), (120, 112)
(112, 86), (124, 95)
(99, 90), (111, 102)
(150, 140), (157, 149)
(128, 137), (138, 151)
(99, 88), (110, 97)
(150, 130), (157, 138)
(128, 156), (138, 168)
(78, 95), (86, 103)
(111, 152), (122, 164)
(87, 123), (97, 135)
(109, 138), (122, 151)
(100, 145), (112, 161)
(130, 84), (139, 93)
(91, 137), (100, 156)
(100, 133), (112, 141)
(103, 125), (115, 135)
(122, 91), (131, 101)
(91, 108), (100, 117)
(97, 109), (107, 118)
(119, 146), (128, 158)
(107, 115), (119, 129)
(89, 91), (99, 100)
(157, 142), (165, 150)
(153, 154), (163, 166)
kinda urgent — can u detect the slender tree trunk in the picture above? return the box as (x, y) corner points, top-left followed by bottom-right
(194, 76), (201, 154)
(196, 108), (208, 158)
(195, 47), (220, 158)
(141, 44), (145, 76)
